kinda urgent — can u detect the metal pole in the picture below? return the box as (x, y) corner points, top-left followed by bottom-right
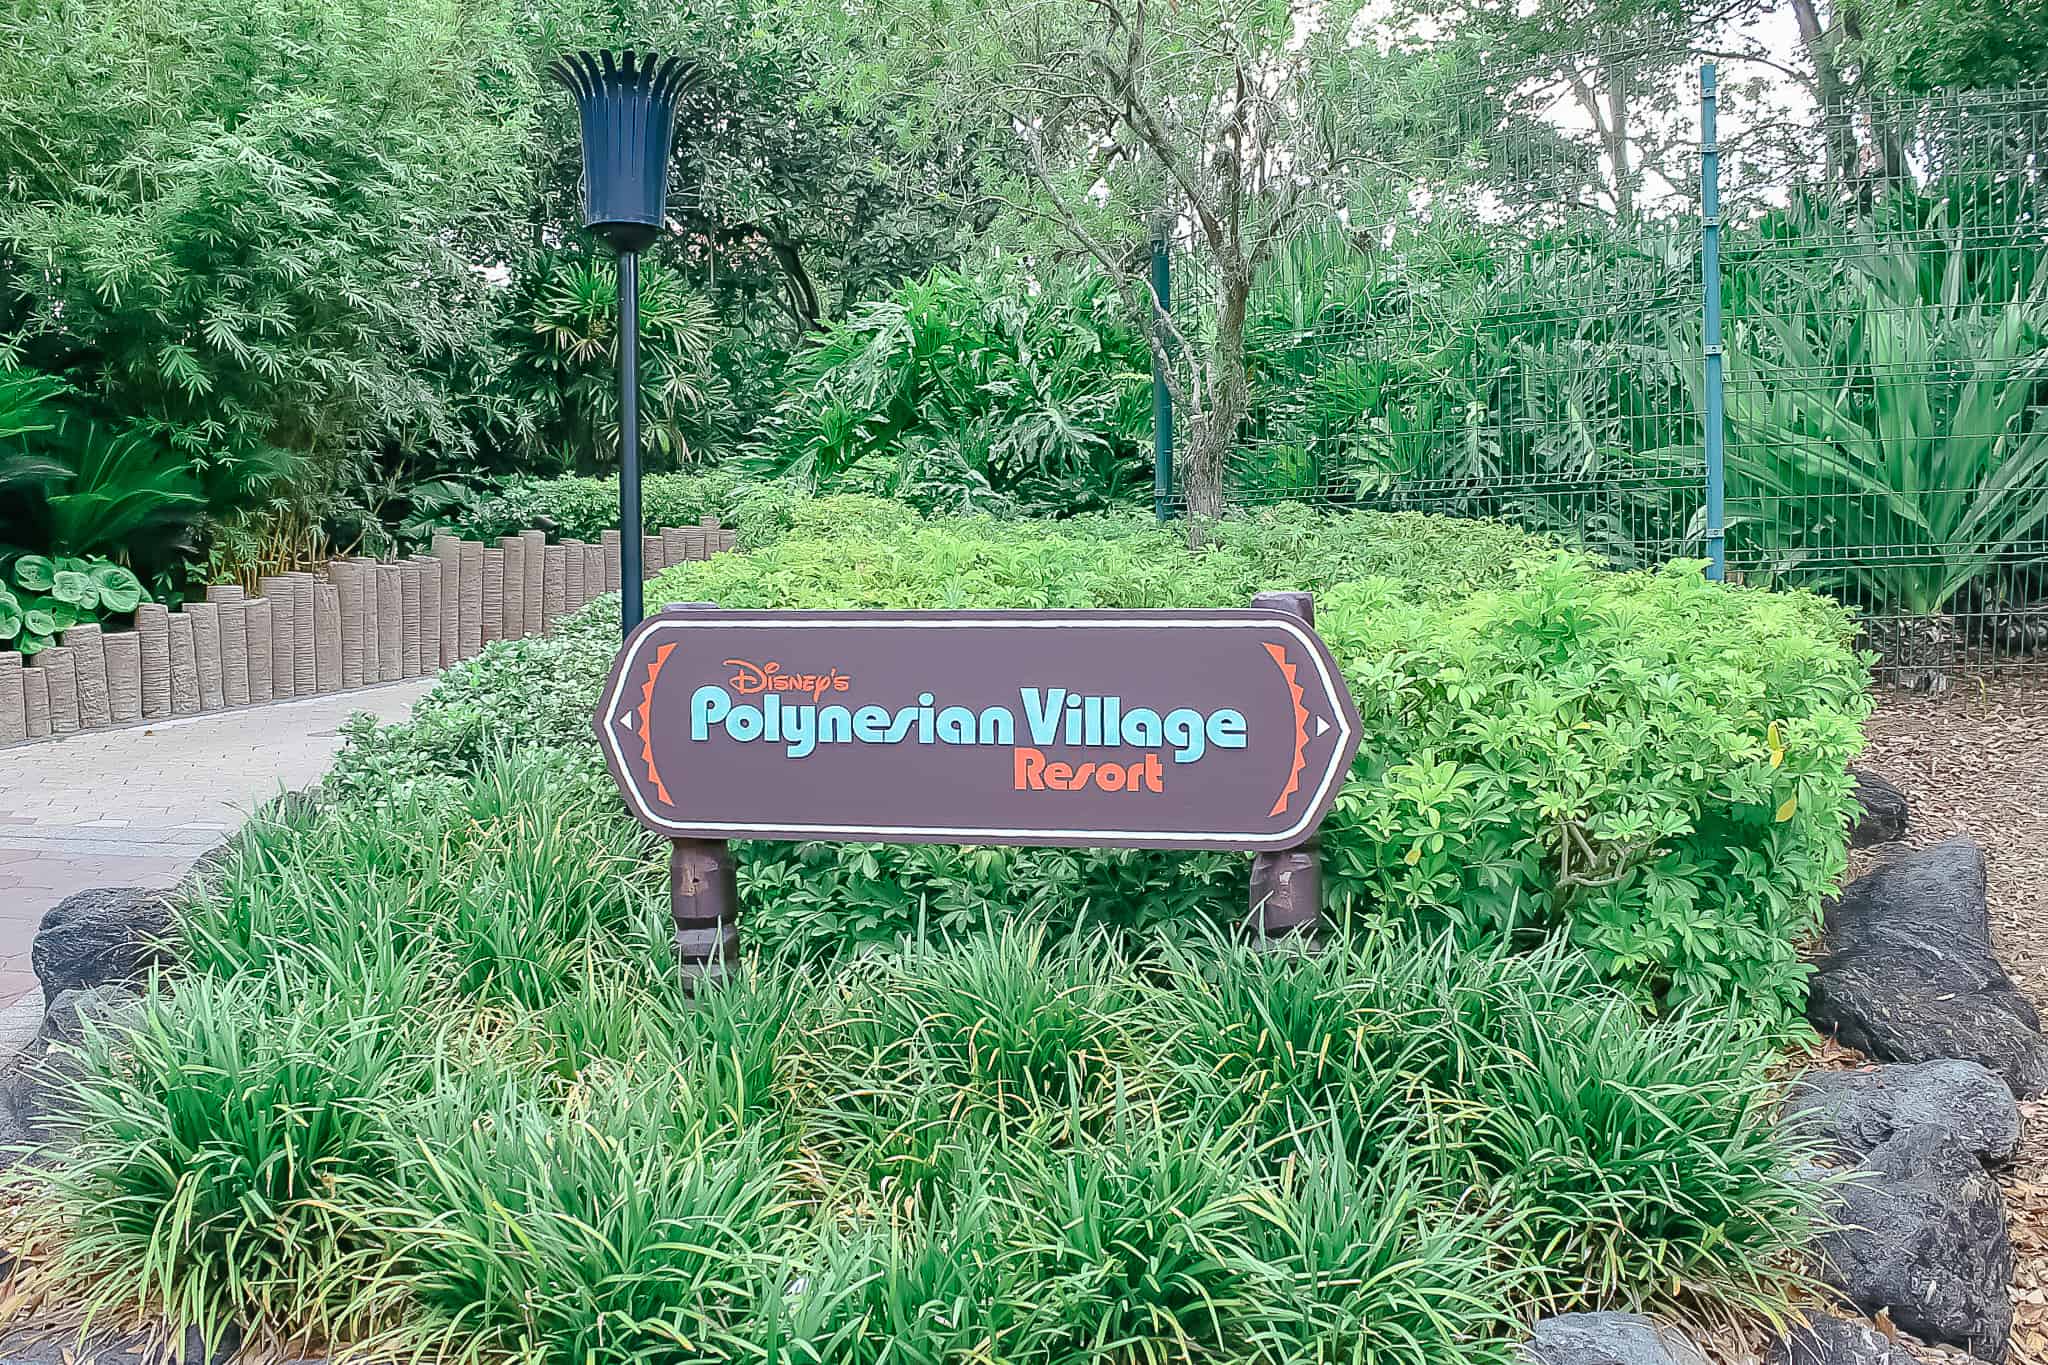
(1701, 63), (1727, 583)
(1151, 228), (1174, 522)
(618, 248), (646, 632)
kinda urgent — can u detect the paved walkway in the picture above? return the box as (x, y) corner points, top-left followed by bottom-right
(0, 681), (432, 1007)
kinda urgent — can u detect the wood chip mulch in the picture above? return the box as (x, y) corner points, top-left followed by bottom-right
(1854, 674), (2048, 1365)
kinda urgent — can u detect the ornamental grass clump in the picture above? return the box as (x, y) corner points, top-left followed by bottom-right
(17, 751), (1828, 1360)
(29, 966), (431, 1349)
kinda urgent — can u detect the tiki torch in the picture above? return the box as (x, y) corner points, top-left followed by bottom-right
(548, 50), (697, 634)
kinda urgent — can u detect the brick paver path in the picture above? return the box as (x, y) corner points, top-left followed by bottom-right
(0, 681), (432, 1007)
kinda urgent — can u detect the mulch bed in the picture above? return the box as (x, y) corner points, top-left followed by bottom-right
(1854, 674), (2048, 1365)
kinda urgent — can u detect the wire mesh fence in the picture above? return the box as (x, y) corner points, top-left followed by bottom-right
(1718, 83), (2048, 681)
(1175, 50), (2048, 680)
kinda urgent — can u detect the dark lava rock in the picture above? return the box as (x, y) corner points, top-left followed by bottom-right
(1808, 838), (2048, 1098)
(0, 985), (144, 1166)
(1784, 1059), (2020, 1165)
(38, 984), (143, 1048)
(1816, 1125), (2013, 1361)
(1768, 1315), (1921, 1365)
(175, 840), (236, 898)
(31, 888), (173, 1007)
(0, 1319), (258, 1365)
(1848, 769), (1909, 848)
(1521, 1313), (1709, 1365)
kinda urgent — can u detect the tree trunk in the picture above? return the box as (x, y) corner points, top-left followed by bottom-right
(1183, 265), (1251, 522)
(1605, 68), (1635, 221)
(1838, 1), (1912, 187)
(1790, 0), (1860, 185)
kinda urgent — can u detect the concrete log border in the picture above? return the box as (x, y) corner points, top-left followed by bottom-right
(0, 516), (734, 748)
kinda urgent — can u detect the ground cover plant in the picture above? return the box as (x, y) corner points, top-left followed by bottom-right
(21, 750), (1828, 1363)
(0, 554), (148, 655)
(435, 467), (751, 546)
(332, 500), (1872, 1021)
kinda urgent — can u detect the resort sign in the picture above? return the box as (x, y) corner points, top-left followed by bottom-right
(594, 606), (1362, 851)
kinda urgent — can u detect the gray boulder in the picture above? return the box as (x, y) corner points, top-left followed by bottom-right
(1848, 770), (1909, 848)
(1816, 1125), (2013, 1361)
(39, 985), (143, 1048)
(1807, 838), (2048, 1098)
(0, 985), (144, 1165)
(31, 888), (173, 1008)
(1784, 1060), (2020, 1165)
(175, 840), (236, 898)
(1521, 1313), (1709, 1365)
(1768, 1315), (1920, 1365)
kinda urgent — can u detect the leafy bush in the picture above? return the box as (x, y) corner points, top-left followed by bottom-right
(19, 754), (1824, 1358)
(0, 0), (528, 575)
(0, 554), (149, 655)
(331, 502), (1870, 1019)
(750, 264), (1153, 517)
(502, 255), (738, 473)
(440, 467), (753, 545)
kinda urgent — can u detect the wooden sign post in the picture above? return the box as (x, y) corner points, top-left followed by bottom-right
(595, 599), (1362, 983)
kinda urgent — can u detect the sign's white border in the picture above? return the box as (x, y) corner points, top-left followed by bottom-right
(597, 613), (1357, 848)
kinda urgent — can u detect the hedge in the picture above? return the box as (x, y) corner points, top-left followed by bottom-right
(330, 500), (1871, 1021)
(448, 467), (753, 543)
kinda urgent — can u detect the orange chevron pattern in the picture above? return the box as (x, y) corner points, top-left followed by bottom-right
(637, 641), (676, 806)
(1263, 641), (1309, 818)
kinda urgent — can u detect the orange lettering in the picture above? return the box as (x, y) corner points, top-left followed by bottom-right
(1013, 749), (1166, 794)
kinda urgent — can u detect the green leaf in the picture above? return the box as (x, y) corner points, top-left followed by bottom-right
(24, 608), (57, 636)
(50, 570), (98, 610)
(89, 562), (145, 614)
(17, 631), (49, 656)
(13, 555), (54, 592)
(0, 597), (19, 641)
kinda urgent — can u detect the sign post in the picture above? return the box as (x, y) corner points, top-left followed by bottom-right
(594, 599), (1362, 982)
(1247, 591), (1321, 945)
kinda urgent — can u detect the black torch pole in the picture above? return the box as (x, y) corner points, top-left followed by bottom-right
(618, 247), (644, 634)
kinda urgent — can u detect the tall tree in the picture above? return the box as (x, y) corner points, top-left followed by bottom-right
(799, 0), (1378, 519)
(0, 0), (534, 574)
(1842, 0), (2048, 93)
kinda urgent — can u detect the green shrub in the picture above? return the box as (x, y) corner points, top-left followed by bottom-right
(751, 264), (1153, 517)
(333, 503), (1869, 1021)
(27, 966), (428, 1348)
(443, 466), (754, 544)
(376, 1064), (789, 1365)
(0, 553), (149, 655)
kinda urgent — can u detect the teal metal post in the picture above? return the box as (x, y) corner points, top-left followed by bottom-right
(1150, 229), (1174, 521)
(1701, 63), (1727, 581)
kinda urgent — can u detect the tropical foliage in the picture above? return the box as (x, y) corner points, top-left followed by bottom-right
(505, 256), (736, 474)
(0, 555), (149, 655)
(333, 502), (1870, 1019)
(752, 266), (1152, 517)
(1709, 192), (2048, 617)
(0, 0), (531, 573)
(20, 748), (1826, 1359)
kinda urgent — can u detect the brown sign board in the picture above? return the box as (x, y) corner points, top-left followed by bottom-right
(593, 608), (1363, 851)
